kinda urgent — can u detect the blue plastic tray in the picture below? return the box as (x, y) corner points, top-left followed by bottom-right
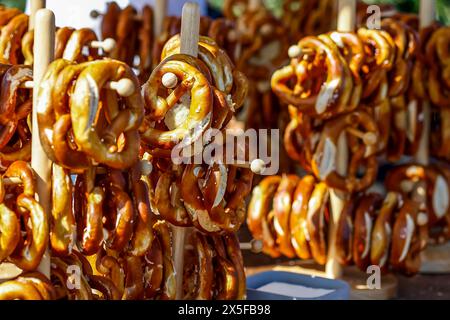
(246, 271), (350, 300)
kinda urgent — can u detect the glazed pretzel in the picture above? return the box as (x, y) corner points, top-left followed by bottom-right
(55, 27), (75, 59)
(431, 108), (450, 161)
(111, 5), (137, 66)
(62, 28), (100, 62)
(183, 231), (213, 300)
(352, 193), (382, 271)
(153, 220), (176, 300)
(208, 18), (239, 64)
(290, 175), (315, 260)
(271, 36), (352, 119)
(101, 1), (121, 41)
(0, 13), (28, 64)
(247, 175), (282, 258)
(69, 59), (143, 169)
(141, 54), (213, 150)
(390, 199), (428, 275)
(137, 5), (154, 82)
(370, 192), (400, 270)
(95, 249), (125, 297)
(143, 235), (163, 299)
(210, 235), (238, 300)
(272, 174), (299, 258)
(50, 163), (75, 256)
(122, 255), (144, 300)
(0, 280), (44, 300)
(312, 111), (379, 193)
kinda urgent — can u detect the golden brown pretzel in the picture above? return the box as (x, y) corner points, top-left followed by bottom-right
(153, 220), (176, 300)
(306, 182), (329, 265)
(183, 231), (213, 300)
(50, 163), (75, 256)
(223, 233), (246, 299)
(95, 249), (125, 297)
(0, 280), (44, 300)
(17, 272), (56, 300)
(9, 193), (48, 271)
(74, 173), (104, 256)
(247, 176), (282, 258)
(353, 193), (383, 271)
(370, 192), (400, 270)
(335, 197), (358, 266)
(312, 111), (379, 193)
(290, 175), (315, 260)
(21, 30), (34, 65)
(0, 7), (22, 26)
(141, 54), (213, 150)
(112, 5), (137, 66)
(101, 1), (121, 40)
(87, 274), (121, 300)
(143, 235), (163, 299)
(390, 199), (427, 276)
(137, 5), (154, 82)
(121, 255), (144, 300)
(210, 235), (238, 300)
(129, 170), (156, 257)
(62, 28), (99, 62)
(70, 59), (143, 169)
(273, 174), (299, 258)
(55, 27), (75, 59)
(0, 13), (28, 64)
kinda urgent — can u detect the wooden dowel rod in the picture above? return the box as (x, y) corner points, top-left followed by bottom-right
(172, 2), (200, 300)
(29, 0), (46, 31)
(32, 8), (55, 279)
(415, 0), (436, 166)
(325, 0), (356, 280)
(154, 0), (167, 38)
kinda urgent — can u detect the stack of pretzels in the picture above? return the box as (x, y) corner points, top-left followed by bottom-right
(246, 173), (443, 276)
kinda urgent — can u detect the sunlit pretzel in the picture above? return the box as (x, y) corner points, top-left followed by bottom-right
(0, 280), (44, 300)
(335, 197), (358, 266)
(247, 176), (282, 258)
(370, 192), (400, 270)
(290, 175), (315, 260)
(153, 220), (176, 300)
(353, 193), (382, 271)
(306, 182), (329, 265)
(143, 235), (163, 299)
(210, 235), (238, 300)
(183, 231), (213, 300)
(69, 59), (143, 169)
(312, 111), (379, 193)
(272, 174), (299, 258)
(0, 13), (28, 64)
(62, 28), (99, 62)
(50, 164), (75, 256)
(141, 54), (212, 150)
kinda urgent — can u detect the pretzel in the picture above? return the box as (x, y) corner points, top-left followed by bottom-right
(223, 233), (246, 299)
(370, 192), (399, 270)
(55, 27), (75, 59)
(335, 197), (357, 266)
(87, 274), (121, 300)
(70, 59), (143, 169)
(143, 235), (163, 299)
(95, 249), (125, 296)
(312, 111), (379, 193)
(0, 13), (28, 64)
(426, 27), (450, 108)
(111, 5), (137, 66)
(0, 64), (33, 150)
(62, 28), (99, 62)
(306, 182), (329, 265)
(208, 18), (239, 64)
(141, 54), (213, 150)
(431, 108), (450, 160)
(74, 173), (104, 256)
(137, 5), (154, 82)
(0, 7), (22, 26)
(154, 170), (190, 227)
(8, 193), (48, 271)
(290, 175), (315, 260)
(272, 174), (299, 258)
(104, 183), (134, 252)
(153, 220), (176, 300)
(183, 231), (213, 300)
(385, 165), (450, 226)
(50, 163), (75, 256)
(405, 93), (423, 156)
(21, 30), (34, 65)
(353, 193), (382, 271)
(386, 95), (407, 162)
(0, 280), (44, 300)
(101, 1), (121, 41)
(0, 200), (20, 263)
(271, 36), (352, 119)
(129, 171), (156, 257)
(121, 255), (144, 300)
(247, 176), (282, 258)
(16, 272), (56, 300)
(390, 199), (427, 275)
(210, 235), (238, 300)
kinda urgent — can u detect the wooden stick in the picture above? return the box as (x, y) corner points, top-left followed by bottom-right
(325, 0), (356, 280)
(31, 8), (55, 279)
(172, 2), (200, 300)
(29, 0), (46, 31)
(415, 0), (436, 166)
(154, 0), (167, 38)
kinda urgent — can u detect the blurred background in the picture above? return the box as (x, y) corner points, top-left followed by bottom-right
(1, 0), (449, 24)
